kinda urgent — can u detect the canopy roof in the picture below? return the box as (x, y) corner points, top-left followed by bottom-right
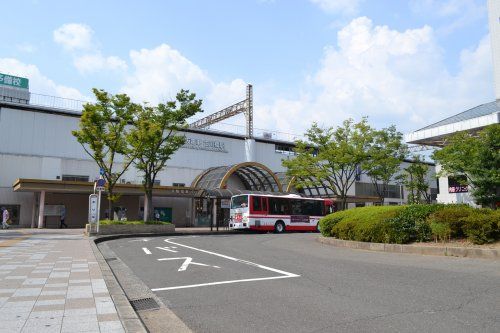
(191, 162), (283, 192)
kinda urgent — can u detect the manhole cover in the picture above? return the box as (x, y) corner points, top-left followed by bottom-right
(130, 297), (159, 311)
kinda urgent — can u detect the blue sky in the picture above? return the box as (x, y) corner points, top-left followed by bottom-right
(0, 0), (494, 136)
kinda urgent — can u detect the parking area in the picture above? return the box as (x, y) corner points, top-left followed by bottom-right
(107, 234), (500, 333)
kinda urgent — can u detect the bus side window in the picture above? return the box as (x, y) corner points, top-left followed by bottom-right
(262, 197), (268, 213)
(252, 196), (262, 212)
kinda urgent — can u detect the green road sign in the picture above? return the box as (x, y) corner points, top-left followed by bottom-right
(0, 73), (29, 89)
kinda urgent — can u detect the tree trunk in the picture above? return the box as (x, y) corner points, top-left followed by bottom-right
(144, 190), (153, 222)
(341, 196), (348, 211)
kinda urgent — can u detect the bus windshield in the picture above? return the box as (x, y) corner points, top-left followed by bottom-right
(231, 195), (248, 209)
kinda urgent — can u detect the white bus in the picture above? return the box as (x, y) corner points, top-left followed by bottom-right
(229, 194), (335, 233)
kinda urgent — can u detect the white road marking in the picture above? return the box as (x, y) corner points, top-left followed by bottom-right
(158, 257), (218, 271)
(163, 237), (299, 277)
(142, 247), (151, 255)
(129, 239), (150, 242)
(152, 275), (295, 291)
(151, 237), (300, 291)
(156, 246), (178, 253)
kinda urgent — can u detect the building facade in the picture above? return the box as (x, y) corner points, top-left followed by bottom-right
(0, 84), (437, 228)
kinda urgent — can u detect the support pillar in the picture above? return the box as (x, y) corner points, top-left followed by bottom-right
(37, 190), (45, 229)
(212, 198), (217, 231)
(31, 192), (37, 228)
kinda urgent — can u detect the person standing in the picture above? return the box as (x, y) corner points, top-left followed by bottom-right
(60, 206), (68, 228)
(1, 207), (10, 229)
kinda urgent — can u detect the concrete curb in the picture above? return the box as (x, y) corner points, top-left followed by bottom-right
(88, 238), (148, 333)
(93, 237), (193, 333)
(316, 237), (500, 260)
(93, 230), (238, 244)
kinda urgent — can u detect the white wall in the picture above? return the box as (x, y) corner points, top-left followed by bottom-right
(435, 164), (479, 206)
(0, 106), (290, 188)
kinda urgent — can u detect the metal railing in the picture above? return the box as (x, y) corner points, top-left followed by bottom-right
(7, 92), (304, 143)
(28, 93), (89, 112)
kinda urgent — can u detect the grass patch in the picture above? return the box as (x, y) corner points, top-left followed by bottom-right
(99, 219), (172, 225)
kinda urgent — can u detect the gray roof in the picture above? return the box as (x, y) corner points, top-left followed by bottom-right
(418, 101), (500, 131)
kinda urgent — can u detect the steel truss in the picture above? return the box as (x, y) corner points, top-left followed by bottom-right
(189, 84), (254, 138)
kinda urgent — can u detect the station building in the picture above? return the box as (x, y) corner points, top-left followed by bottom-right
(1, 75), (438, 229)
(406, 1), (500, 207)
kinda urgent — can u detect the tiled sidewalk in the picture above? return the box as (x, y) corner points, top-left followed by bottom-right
(0, 229), (125, 333)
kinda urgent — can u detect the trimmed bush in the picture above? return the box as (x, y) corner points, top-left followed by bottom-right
(461, 209), (500, 245)
(385, 204), (444, 243)
(319, 214), (343, 237)
(329, 206), (404, 243)
(428, 205), (474, 238)
(319, 204), (499, 245)
(429, 221), (451, 242)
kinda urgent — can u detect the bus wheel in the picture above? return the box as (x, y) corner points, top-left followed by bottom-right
(274, 221), (285, 233)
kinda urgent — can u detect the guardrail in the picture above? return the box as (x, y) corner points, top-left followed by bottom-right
(10, 92), (304, 143)
(28, 93), (89, 112)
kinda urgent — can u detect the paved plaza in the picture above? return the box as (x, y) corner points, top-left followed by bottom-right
(0, 229), (125, 333)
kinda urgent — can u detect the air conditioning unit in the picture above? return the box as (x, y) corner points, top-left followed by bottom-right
(262, 132), (273, 139)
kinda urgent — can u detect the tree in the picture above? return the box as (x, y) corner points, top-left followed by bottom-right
(283, 119), (374, 210)
(397, 155), (432, 204)
(363, 125), (408, 203)
(72, 89), (139, 218)
(128, 90), (202, 221)
(433, 124), (500, 208)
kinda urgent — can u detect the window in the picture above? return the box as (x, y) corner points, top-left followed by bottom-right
(252, 196), (262, 211)
(355, 165), (362, 181)
(62, 175), (89, 182)
(172, 182), (185, 187)
(355, 182), (403, 199)
(269, 198), (290, 215)
(275, 144), (297, 156)
(302, 200), (323, 216)
(231, 195), (248, 209)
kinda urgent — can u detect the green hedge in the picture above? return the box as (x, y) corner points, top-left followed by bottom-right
(99, 220), (172, 225)
(321, 206), (404, 242)
(461, 209), (500, 245)
(319, 204), (500, 245)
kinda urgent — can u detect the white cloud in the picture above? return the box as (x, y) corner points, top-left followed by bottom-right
(309, 0), (362, 16)
(206, 79), (248, 111)
(53, 23), (94, 51)
(255, 17), (493, 135)
(0, 58), (87, 100)
(53, 23), (128, 76)
(410, 0), (486, 35)
(121, 44), (212, 104)
(74, 53), (128, 74)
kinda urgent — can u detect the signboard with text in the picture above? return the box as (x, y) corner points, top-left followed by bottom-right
(0, 73), (29, 89)
(88, 194), (98, 224)
(290, 215), (310, 223)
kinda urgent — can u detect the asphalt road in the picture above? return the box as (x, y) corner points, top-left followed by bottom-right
(107, 233), (500, 333)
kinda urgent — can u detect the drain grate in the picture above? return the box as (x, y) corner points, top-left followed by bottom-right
(105, 257), (117, 262)
(130, 297), (159, 311)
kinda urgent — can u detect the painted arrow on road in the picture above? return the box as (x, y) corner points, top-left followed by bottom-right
(158, 257), (220, 271)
